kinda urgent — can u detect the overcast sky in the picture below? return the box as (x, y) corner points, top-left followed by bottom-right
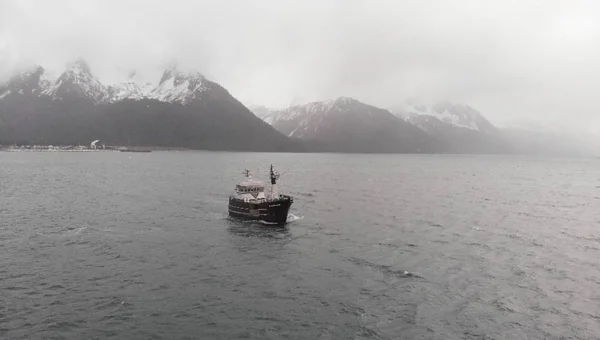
(1, 0), (599, 131)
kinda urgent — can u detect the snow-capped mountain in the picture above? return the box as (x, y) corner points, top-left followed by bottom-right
(252, 97), (442, 153)
(386, 99), (513, 153)
(3, 61), (588, 155)
(40, 59), (111, 104)
(392, 100), (497, 134)
(149, 67), (210, 105)
(254, 98), (359, 139)
(1, 60), (118, 104)
(0, 61), (218, 105)
(0, 60), (297, 151)
(251, 97), (517, 154)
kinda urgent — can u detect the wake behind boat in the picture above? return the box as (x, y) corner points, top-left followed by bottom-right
(228, 165), (294, 225)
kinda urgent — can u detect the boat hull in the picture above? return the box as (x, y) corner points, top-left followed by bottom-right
(228, 196), (293, 225)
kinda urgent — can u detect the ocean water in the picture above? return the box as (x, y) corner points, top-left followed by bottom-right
(1, 151), (599, 339)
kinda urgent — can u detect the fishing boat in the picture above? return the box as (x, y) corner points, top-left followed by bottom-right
(228, 165), (293, 225)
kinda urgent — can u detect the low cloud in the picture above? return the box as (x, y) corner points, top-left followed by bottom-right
(1, 0), (599, 132)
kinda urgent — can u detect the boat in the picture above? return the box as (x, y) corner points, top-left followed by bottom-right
(228, 165), (294, 225)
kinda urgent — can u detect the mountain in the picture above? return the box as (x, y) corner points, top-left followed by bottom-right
(0, 61), (300, 151)
(252, 97), (443, 153)
(392, 100), (497, 132)
(148, 66), (210, 104)
(391, 100), (513, 154)
(4, 62), (589, 155)
(41, 59), (111, 104)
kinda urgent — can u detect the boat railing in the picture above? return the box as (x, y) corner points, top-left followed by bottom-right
(230, 195), (292, 203)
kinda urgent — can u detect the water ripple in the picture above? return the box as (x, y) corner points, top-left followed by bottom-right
(1, 152), (599, 339)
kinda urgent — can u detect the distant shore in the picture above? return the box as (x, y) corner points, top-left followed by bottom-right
(0, 145), (193, 152)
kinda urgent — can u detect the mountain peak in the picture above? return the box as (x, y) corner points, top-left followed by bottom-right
(158, 65), (205, 86)
(108, 72), (153, 102)
(254, 98), (440, 152)
(43, 59), (109, 104)
(0, 61), (218, 106)
(152, 66), (209, 105)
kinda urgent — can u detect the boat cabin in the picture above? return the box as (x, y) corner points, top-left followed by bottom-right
(233, 180), (267, 202)
(235, 181), (264, 193)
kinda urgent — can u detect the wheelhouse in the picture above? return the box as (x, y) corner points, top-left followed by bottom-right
(235, 183), (265, 194)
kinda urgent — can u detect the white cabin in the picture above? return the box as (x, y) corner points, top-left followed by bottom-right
(230, 166), (283, 202)
(233, 179), (267, 202)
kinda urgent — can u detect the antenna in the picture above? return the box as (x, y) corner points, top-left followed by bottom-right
(269, 164), (280, 184)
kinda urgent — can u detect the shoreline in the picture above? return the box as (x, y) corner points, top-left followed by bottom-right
(1, 146), (597, 158)
(0, 146), (193, 152)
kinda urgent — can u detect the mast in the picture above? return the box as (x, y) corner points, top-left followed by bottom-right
(270, 164), (279, 198)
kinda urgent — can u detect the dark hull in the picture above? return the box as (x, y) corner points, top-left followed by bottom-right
(228, 196), (293, 225)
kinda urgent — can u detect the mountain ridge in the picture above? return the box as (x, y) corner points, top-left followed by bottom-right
(252, 97), (444, 153)
(2, 62), (596, 155)
(0, 60), (301, 152)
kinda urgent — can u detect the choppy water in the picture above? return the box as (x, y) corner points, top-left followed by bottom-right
(1, 151), (599, 339)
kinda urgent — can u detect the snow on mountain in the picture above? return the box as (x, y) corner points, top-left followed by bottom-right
(250, 97), (441, 153)
(253, 97), (404, 138)
(0, 61), (220, 106)
(0, 61), (297, 152)
(148, 66), (209, 105)
(107, 71), (153, 102)
(41, 59), (110, 104)
(258, 97), (372, 138)
(392, 99), (497, 133)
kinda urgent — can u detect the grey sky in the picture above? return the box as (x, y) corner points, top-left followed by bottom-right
(1, 0), (599, 132)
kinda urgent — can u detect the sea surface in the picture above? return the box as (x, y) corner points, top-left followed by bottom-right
(1, 151), (599, 339)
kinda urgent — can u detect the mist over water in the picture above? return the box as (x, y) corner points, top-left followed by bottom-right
(1, 151), (599, 339)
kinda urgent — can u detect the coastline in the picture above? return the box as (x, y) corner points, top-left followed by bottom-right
(0, 145), (193, 152)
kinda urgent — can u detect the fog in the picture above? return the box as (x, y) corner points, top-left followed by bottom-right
(1, 0), (600, 132)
